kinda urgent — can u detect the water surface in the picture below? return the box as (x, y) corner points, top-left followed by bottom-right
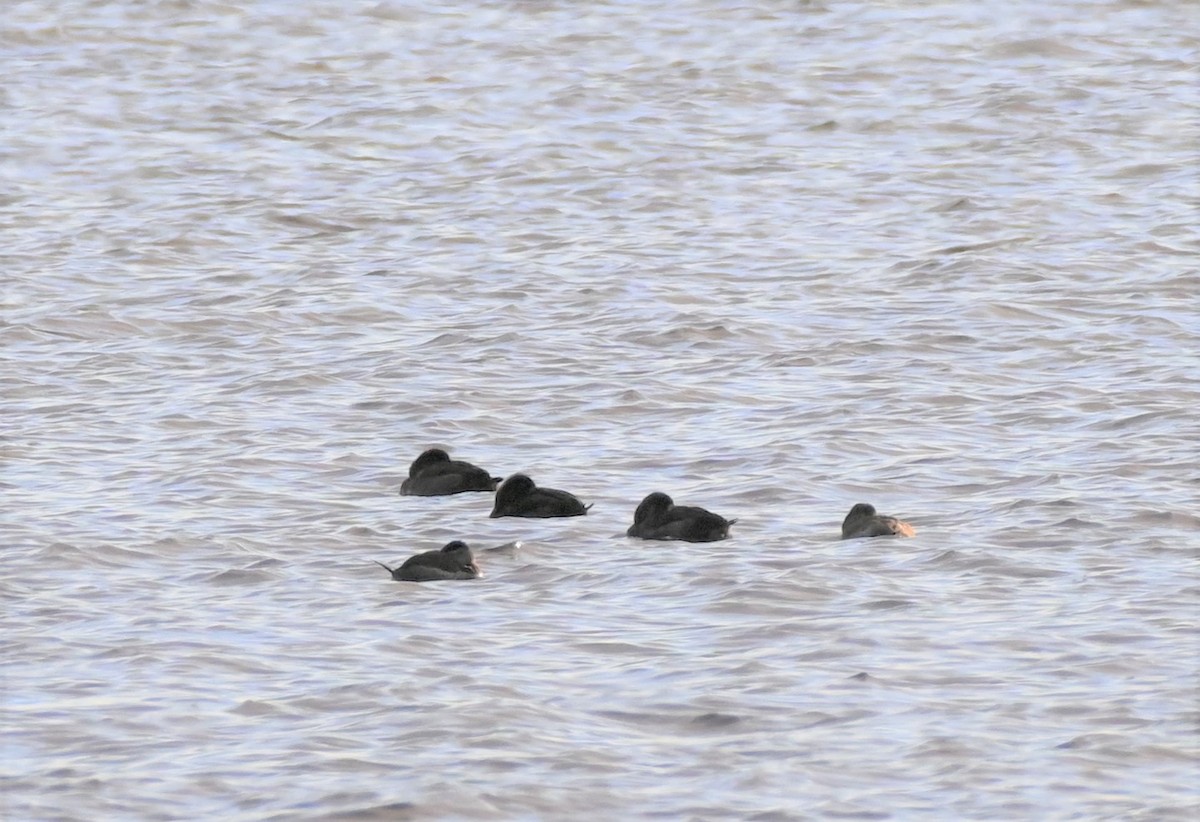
(3, 1), (1198, 819)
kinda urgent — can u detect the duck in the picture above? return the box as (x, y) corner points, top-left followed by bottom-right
(399, 448), (502, 496)
(375, 540), (482, 581)
(840, 503), (915, 539)
(489, 473), (591, 518)
(626, 491), (736, 542)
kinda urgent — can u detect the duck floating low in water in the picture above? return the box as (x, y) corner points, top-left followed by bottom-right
(400, 448), (501, 496)
(376, 540), (482, 581)
(626, 491), (736, 543)
(489, 473), (590, 518)
(840, 503), (915, 539)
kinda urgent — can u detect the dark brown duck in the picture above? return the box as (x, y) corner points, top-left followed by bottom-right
(375, 540), (482, 581)
(489, 473), (590, 518)
(399, 448), (501, 496)
(840, 503), (915, 539)
(626, 491), (736, 543)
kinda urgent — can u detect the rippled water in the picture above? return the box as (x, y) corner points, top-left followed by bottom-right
(4, 1), (1198, 819)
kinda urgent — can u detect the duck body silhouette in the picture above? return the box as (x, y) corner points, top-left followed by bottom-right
(626, 491), (735, 543)
(376, 540), (482, 581)
(840, 503), (915, 539)
(489, 473), (590, 518)
(400, 448), (501, 496)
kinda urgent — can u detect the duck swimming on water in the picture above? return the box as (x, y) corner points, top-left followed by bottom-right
(626, 491), (736, 543)
(375, 540), (482, 581)
(400, 448), (501, 496)
(489, 473), (591, 518)
(840, 503), (915, 539)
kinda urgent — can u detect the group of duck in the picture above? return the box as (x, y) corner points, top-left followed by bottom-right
(377, 448), (916, 582)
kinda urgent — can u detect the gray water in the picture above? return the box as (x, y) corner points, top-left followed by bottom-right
(3, 1), (1198, 819)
